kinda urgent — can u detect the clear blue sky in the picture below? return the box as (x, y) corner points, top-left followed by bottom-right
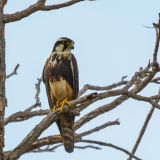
(4, 0), (160, 160)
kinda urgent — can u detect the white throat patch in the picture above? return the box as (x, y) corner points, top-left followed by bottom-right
(55, 44), (64, 52)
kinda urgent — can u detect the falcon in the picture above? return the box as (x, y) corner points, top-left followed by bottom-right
(42, 37), (79, 153)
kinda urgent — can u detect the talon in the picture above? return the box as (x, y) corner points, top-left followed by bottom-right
(51, 101), (60, 112)
(60, 98), (71, 112)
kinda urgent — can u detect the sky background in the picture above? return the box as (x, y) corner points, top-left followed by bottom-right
(3, 0), (160, 160)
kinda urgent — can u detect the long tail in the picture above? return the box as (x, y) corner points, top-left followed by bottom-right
(57, 113), (74, 153)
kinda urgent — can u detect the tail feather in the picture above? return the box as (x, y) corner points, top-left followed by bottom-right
(57, 113), (74, 153)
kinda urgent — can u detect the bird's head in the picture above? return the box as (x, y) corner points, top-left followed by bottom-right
(52, 37), (75, 53)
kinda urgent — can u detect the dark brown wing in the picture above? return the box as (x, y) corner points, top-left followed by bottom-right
(70, 53), (79, 98)
(42, 57), (54, 109)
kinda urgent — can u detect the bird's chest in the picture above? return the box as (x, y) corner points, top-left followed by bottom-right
(48, 53), (73, 101)
(49, 77), (73, 101)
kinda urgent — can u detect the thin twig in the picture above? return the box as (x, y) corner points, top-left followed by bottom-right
(153, 14), (160, 64)
(6, 64), (19, 79)
(31, 144), (62, 153)
(75, 145), (101, 150)
(78, 119), (120, 137)
(35, 78), (42, 106)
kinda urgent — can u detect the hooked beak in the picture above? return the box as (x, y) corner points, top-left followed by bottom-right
(71, 45), (74, 50)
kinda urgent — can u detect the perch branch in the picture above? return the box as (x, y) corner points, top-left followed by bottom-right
(5, 86), (160, 126)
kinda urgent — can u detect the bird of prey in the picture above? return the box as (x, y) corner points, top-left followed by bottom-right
(43, 37), (79, 153)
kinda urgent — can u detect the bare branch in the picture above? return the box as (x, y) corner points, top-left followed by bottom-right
(24, 78), (42, 112)
(26, 135), (62, 152)
(4, 109), (49, 125)
(78, 80), (128, 97)
(28, 137), (141, 160)
(6, 64), (19, 79)
(31, 144), (62, 153)
(3, 0), (94, 23)
(7, 120), (119, 154)
(78, 119), (120, 137)
(74, 145), (101, 150)
(31, 144), (101, 153)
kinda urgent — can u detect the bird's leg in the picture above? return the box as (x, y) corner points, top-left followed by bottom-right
(51, 101), (60, 112)
(60, 98), (71, 112)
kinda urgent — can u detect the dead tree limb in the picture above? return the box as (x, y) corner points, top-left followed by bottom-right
(2, 0), (95, 23)
(127, 14), (160, 160)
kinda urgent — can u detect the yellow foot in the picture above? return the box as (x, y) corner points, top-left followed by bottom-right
(51, 101), (60, 113)
(60, 98), (71, 112)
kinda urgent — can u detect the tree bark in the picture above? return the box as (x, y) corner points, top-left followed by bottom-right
(0, 8), (6, 160)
